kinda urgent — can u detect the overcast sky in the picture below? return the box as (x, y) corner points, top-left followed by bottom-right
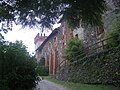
(2, 24), (52, 55)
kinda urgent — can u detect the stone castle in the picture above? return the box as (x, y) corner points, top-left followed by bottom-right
(34, 0), (120, 75)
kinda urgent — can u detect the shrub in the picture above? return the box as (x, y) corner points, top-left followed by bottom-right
(64, 38), (86, 62)
(105, 29), (120, 48)
(0, 41), (37, 90)
(0, 80), (9, 90)
(105, 16), (120, 48)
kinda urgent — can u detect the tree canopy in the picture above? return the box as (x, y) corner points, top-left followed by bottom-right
(0, 0), (106, 31)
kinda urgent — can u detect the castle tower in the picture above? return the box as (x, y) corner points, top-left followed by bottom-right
(34, 33), (47, 50)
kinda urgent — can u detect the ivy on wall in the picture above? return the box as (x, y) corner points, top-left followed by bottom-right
(56, 46), (120, 87)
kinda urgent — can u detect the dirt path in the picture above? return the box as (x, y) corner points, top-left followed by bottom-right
(35, 80), (67, 90)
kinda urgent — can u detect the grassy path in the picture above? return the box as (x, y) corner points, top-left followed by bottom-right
(45, 76), (120, 90)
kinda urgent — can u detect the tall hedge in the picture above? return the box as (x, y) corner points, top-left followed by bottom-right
(0, 41), (37, 90)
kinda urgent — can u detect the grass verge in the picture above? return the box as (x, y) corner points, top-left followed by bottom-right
(44, 76), (120, 90)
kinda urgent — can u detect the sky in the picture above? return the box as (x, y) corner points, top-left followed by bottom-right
(2, 24), (52, 55)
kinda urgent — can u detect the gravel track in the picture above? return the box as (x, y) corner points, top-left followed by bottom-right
(35, 80), (68, 90)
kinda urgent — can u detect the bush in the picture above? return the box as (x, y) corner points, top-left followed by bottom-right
(64, 38), (86, 62)
(0, 80), (9, 90)
(105, 29), (120, 48)
(105, 16), (120, 48)
(0, 41), (37, 90)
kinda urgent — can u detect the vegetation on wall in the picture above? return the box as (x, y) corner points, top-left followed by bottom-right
(58, 21), (120, 86)
(58, 46), (120, 87)
(64, 38), (86, 62)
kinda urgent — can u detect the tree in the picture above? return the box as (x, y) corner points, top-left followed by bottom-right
(0, 0), (106, 31)
(64, 38), (86, 62)
(0, 40), (37, 90)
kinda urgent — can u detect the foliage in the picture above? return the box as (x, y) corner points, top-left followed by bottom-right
(0, 40), (37, 90)
(0, 0), (106, 31)
(64, 38), (86, 62)
(105, 15), (120, 48)
(57, 46), (120, 87)
(0, 80), (9, 90)
(36, 57), (49, 76)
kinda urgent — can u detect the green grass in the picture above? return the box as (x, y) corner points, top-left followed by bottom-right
(44, 76), (120, 90)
